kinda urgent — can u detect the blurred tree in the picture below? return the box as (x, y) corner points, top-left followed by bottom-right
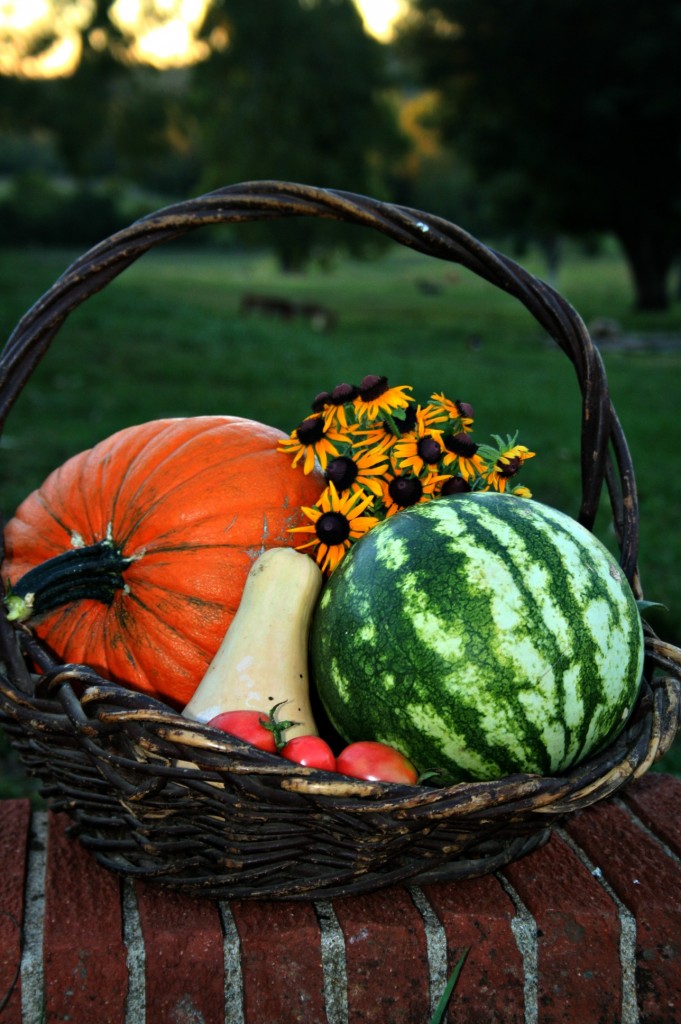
(108, 67), (201, 194)
(192, 0), (406, 269)
(1, 0), (409, 259)
(0, 1), (127, 179)
(399, 0), (681, 310)
(0, 0), (199, 188)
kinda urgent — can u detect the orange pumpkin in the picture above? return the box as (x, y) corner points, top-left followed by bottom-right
(2, 415), (324, 708)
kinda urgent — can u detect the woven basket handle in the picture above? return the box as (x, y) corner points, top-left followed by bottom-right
(0, 180), (638, 586)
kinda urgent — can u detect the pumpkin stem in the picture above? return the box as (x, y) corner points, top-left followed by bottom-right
(4, 539), (134, 621)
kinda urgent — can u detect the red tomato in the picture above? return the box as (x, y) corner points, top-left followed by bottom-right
(207, 710), (278, 753)
(280, 736), (337, 772)
(336, 741), (419, 784)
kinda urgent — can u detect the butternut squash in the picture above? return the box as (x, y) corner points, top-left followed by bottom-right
(182, 547), (323, 738)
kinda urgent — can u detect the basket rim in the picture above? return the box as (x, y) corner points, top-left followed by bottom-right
(1, 602), (679, 810)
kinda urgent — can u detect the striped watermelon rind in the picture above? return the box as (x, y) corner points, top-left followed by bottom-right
(310, 492), (644, 783)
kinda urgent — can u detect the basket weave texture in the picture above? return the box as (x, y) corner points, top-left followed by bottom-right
(0, 181), (679, 901)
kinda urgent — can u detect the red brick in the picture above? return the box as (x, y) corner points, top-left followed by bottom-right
(0, 800), (30, 1024)
(43, 810), (128, 1024)
(332, 888), (429, 1024)
(566, 799), (681, 1024)
(134, 879), (224, 1024)
(230, 899), (326, 1024)
(621, 773), (681, 859)
(422, 874), (525, 1024)
(505, 831), (622, 1024)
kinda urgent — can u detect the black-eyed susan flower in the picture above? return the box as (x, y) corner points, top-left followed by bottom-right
(312, 382), (359, 430)
(478, 434), (536, 493)
(325, 447), (389, 498)
(349, 404), (418, 456)
(379, 470), (447, 517)
(509, 484), (533, 498)
(440, 474), (473, 496)
(282, 376), (537, 571)
(290, 482), (380, 573)
(423, 394), (475, 433)
(440, 431), (488, 482)
(352, 374), (414, 424)
(391, 408), (444, 476)
(278, 414), (347, 474)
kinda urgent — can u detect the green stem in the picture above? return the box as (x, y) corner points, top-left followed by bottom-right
(382, 411), (402, 437)
(4, 539), (133, 622)
(260, 700), (301, 750)
(429, 948), (469, 1024)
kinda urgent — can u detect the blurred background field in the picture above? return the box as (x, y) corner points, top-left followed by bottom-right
(2, 0), (681, 791)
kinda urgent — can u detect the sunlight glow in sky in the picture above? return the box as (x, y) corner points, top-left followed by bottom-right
(0, 0), (408, 78)
(356, 0), (408, 42)
(109, 0), (213, 69)
(0, 0), (94, 77)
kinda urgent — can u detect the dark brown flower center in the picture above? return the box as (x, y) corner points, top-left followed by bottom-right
(331, 382), (359, 404)
(315, 511), (350, 545)
(311, 391), (332, 412)
(388, 475), (423, 507)
(441, 475), (472, 495)
(444, 432), (478, 457)
(498, 455), (522, 478)
(296, 416), (325, 444)
(417, 436), (442, 464)
(359, 374), (389, 401)
(325, 456), (359, 491)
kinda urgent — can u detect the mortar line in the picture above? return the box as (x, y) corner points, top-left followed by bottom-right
(122, 876), (146, 1024)
(496, 873), (538, 1024)
(556, 826), (639, 1024)
(20, 808), (47, 1024)
(408, 885), (449, 1019)
(218, 902), (245, 1024)
(614, 796), (681, 868)
(314, 899), (348, 1024)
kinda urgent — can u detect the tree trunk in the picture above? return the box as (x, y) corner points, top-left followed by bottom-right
(615, 225), (677, 312)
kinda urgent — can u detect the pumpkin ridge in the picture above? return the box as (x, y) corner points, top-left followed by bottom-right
(78, 445), (104, 542)
(104, 603), (140, 679)
(30, 491), (79, 550)
(114, 444), (292, 532)
(44, 441), (115, 546)
(108, 423), (284, 549)
(35, 492), (70, 535)
(109, 417), (261, 493)
(115, 498), (240, 554)
(129, 537), (255, 557)
(103, 421), (192, 547)
(38, 599), (105, 669)
(128, 572), (232, 613)
(121, 586), (222, 679)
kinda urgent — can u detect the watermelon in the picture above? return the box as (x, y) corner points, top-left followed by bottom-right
(310, 492), (644, 783)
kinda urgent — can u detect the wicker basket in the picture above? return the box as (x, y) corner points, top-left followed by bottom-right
(1, 181), (679, 901)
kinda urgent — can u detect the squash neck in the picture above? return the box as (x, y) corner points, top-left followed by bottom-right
(5, 538), (133, 622)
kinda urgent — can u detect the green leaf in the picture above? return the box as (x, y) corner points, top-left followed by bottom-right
(637, 599), (668, 615)
(428, 947), (469, 1024)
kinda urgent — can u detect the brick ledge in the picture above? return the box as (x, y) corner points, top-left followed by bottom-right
(1, 773), (680, 1024)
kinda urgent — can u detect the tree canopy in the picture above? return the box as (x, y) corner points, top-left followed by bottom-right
(192, 0), (406, 267)
(399, 0), (681, 309)
(0, 0), (405, 268)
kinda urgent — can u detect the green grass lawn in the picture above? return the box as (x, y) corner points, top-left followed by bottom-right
(1, 236), (680, 784)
